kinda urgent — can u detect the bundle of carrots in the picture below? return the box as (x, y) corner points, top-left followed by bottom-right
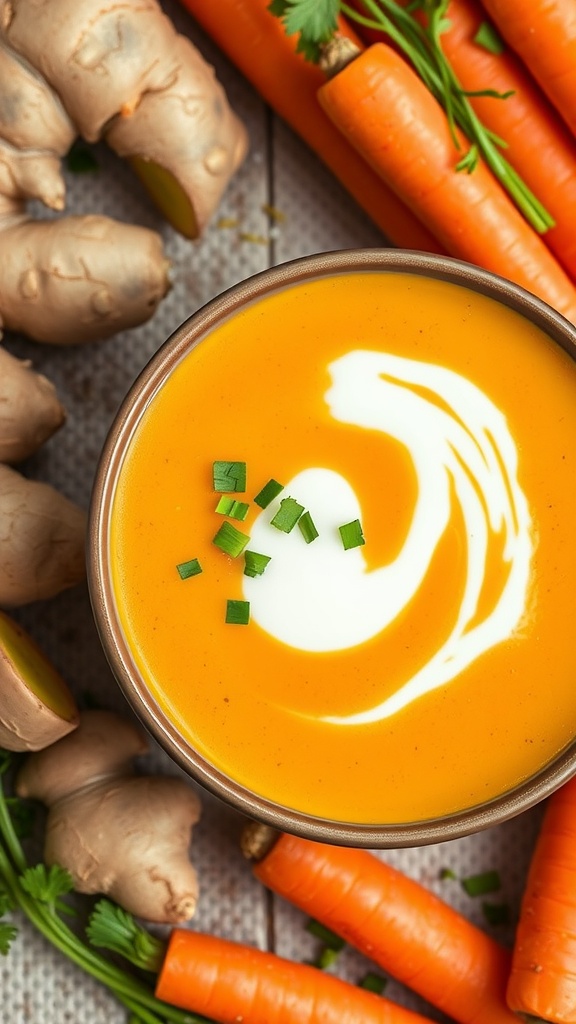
(177, 0), (576, 325)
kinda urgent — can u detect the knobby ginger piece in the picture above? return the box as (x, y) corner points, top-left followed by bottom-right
(0, 206), (170, 344)
(0, 42), (75, 209)
(17, 710), (202, 924)
(107, 34), (248, 238)
(0, 345), (66, 462)
(1, 0), (247, 238)
(0, 463), (86, 606)
(0, 609), (79, 750)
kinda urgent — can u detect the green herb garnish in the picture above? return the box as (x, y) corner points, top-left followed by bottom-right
(244, 550), (271, 577)
(65, 141), (100, 174)
(270, 497), (305, 533)
(339, 519), (365, 550)
(254, 478), (284, 508)
(306, 918), (346, 951)
(482, 901), (510, 926)
(213, 460), (246, 493)
(358, 972), (388, 995)
(473, 21), (505, 55)
(461, 869), (501, 897)
(298, 510), (319, 543)
(215, 496), (250, 521)
(213, 521), (250, 558)
(439, 867), (457, 881)
(225, 600), (250, 625)
(176, 557), (202, 580)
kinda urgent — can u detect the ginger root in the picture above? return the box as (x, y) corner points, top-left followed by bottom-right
(0, 0), (247, 344)
(0, 609), (78, 750)
(0, 463), (86, 606)
(0, 345), (65, 461)
(16, 710), (202, 924)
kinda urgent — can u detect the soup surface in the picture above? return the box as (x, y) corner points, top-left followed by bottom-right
(111, 272), (576, 824)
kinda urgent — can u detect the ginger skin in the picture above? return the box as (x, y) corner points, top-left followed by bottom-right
(0, 0), (247, 345)
(0, 463), (86, 606)
(0, 346), (66, 461)
(0, 609), (78, 751)
(16, 711), (202, 924)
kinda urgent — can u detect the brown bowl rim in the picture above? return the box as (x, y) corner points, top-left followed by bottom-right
(88, 248), (576, 848)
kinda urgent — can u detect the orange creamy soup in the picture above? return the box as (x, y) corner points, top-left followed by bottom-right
(111, 272), (576, 824)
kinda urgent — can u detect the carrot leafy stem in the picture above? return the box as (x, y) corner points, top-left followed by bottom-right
(269, 0), (554, 231)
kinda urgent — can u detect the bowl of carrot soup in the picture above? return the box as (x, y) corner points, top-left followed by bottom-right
(88, 250), (576, 846)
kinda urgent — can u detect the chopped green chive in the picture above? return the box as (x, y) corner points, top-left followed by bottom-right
(212, 521), (250, 558)
(254, 478), (284, 509)
(270, 496), (304, 533)
(339, 519), (365, 550)
(461, 870), (501, 897)
(213, 460), (246, 493)
(358, 972), (388, 995)
(225, 599), (250, 625)
(176, 558), (202, 580)
(298, 510), (319, 544)
(215, 496), (250, 521)
(315, 947), (340, 969)
(244, 550), (271, 578)
(439, 867), (457, 881)
(481, 902), (510, 927)
(473, 21), (505, 55)
(305, 919), (345, 952)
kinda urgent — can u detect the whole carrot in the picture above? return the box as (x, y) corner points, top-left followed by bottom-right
(155, 929), (437, 1024)
(480, 0), (576, 139)
(252, 831), (517, 1024)
(176, 0), (443, 252)
(352, 0), (576, 281)
(317, 41), (576, 323)
(507, 776), (576, 1023)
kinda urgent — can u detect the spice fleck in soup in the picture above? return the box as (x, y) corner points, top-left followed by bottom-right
(111, 272), (576, 824)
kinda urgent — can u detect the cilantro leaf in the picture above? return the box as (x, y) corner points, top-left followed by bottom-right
(20, 864), (74, 906)
(0, 921), (17, 955)
(268, 0), (339, 62)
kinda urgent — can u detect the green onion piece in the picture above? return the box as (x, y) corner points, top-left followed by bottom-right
(298, 510), (319, 544)
(305, 919), (345, 952)
(358, 972), (388, 995)
(213, 460), (246, 493)
(315, 947), (340, 969)
(225, 600), (250, 625)
(244, 550), (271, 578)
(215, 496), (250, 521)
(254, 478), (284, 509)
(212, 521), (250, 558)
(473, 21), (505, 55)
(339, 519), (365, 550)
(176, 558), (202, 580)
(439, 867), (457, 881)
(481, 902), (510, 927)
(461, 870), (501, 897)
(270, 496), (304, 533)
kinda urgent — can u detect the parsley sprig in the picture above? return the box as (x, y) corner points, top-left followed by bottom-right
(269, 0), (553, 232)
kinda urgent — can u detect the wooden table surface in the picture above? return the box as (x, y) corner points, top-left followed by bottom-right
(1, 3), (544, 1021)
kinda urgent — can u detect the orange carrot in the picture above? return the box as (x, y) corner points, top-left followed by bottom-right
(253, 832), (517, 1024)
(176, 0), (443, 252)
(507, 776), (576, 1023)
(351, 0), (576, 281)
(155, 928), (438, 1024)
(317, 41), (576, 324)
(480, 0), (576, 139)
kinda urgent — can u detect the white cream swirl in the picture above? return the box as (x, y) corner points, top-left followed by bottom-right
(244, 350), (533, 723)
